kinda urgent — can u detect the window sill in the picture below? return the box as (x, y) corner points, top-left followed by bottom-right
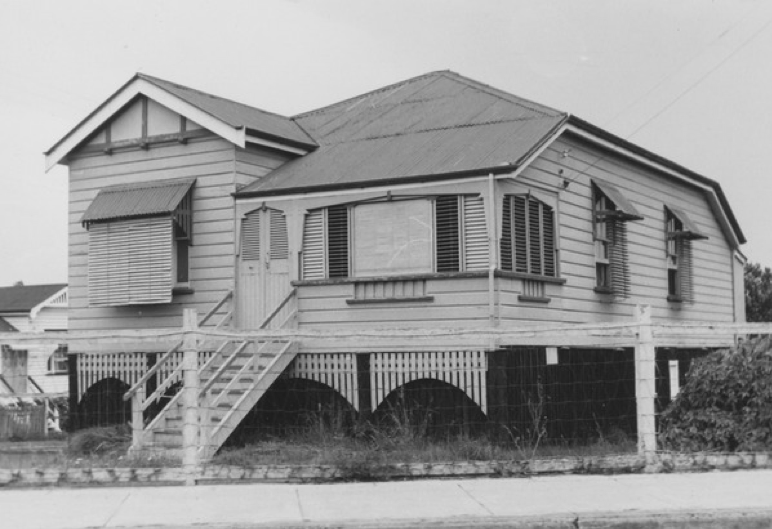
(294, 271), (488, 286)
(173, 286), (195, 296)
(495, 270), (566, 285)
(667, 295), (684, 303)
(346, 296), (435, 305)
(594, 286), (615, 295)
(518, 295), (551, 304)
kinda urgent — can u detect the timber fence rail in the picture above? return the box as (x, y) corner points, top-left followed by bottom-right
(0, 306), (767, 482)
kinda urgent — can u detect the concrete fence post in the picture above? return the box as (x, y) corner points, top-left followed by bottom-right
(181, 308), (199, 486)
(131, 387), (144, 450)
(634, 304), (657, 462)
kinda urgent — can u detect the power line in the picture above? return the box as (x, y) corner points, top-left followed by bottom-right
(603, 2), (761, 132)
(626, 11), (772, 140)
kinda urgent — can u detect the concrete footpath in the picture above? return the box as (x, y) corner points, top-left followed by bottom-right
(2, 470), (772, 528)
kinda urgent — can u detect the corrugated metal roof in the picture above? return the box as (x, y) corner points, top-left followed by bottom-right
(138, 74), (317, 148)
(0, 284), (67, 314)
(81, 178), (195, 225)
(237, 71), (567, 196)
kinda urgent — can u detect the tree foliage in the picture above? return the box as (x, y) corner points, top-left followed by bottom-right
(745, 262), (772, 322)
(659, 337), (772, 452)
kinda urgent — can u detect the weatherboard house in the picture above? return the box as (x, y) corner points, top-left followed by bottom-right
(45, 71), (745, 457)
(0, 283), (69, 395)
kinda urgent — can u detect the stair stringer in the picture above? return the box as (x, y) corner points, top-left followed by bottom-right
(131, 339), (243, 455)
(199, 340), (297, 461)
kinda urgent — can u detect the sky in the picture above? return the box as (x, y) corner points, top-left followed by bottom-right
(1, 0), (771, 287)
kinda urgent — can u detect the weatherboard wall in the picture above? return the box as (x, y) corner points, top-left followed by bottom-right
(261, 134), (741, 342)
(498, 132), (738, 326)
(67, 131), (291, 334)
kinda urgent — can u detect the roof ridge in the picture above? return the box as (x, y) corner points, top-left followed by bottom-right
(436, 71), (565, 118)
(292, 70), (453, 120)
(315, 116), (551, 146)
(137, 73), (296, 122)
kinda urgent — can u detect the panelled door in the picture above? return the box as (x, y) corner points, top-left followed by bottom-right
(237, 208), (290, 329)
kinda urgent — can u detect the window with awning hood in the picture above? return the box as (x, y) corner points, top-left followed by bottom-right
(665, 205), (707, 303)
(81, 178), (195, 307)
(592, 180), (643, 298)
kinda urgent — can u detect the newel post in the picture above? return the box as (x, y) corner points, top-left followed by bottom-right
(181, 308), (199, 486)
(634, 304), (657, 462)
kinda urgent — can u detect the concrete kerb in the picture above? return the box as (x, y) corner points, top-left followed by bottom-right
(1, 452), (771, 487)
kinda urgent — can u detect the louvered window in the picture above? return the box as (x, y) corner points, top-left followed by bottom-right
(501, 195), (556, 277)
(592, 181), (643, 298)
(665, 206), (706, 303)
(87, 217), (174, 306)
(83, 179), (194, 304)
(327, 205), (349, 278)
(435, 196), (460, 272)
(241, 208), (289, 263)
(302, 195), (489, 279)
(302, 209), (326, 280)
(240, 212), (261, 261)
(269, 210), (289, 260)
(462, 196), (488, 271)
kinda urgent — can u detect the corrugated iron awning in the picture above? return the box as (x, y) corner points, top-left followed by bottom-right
(81, 178), (195, 226)
(593, 180), (644, 221)
(667, 206), (708, 240)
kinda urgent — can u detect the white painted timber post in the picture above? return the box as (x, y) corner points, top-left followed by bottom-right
(181, 308), (199, 486)
(634, 304), (657, 462)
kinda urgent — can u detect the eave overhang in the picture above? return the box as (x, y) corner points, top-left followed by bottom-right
(233, 164), (520, 199)
(565, 116), (746, 248)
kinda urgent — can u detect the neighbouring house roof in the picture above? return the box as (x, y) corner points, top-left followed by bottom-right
(0, 284), (67, 314)
(81, 178), (195, 225)
(0, 317), (16, 332)
(237, 71), (567, 196)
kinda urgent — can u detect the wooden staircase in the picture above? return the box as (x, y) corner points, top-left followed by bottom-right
(125, 289), (298, 461)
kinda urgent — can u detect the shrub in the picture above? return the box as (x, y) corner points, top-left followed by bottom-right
(660, 337), (772, 452)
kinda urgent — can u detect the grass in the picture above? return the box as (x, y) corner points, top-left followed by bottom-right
(212, 418), (637, 468)
(0, 425), (181, 469)
(213, 437), (637, 467)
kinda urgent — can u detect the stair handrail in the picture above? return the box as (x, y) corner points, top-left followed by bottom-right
(199, 290), (233, 328)
(123, 341), (181, 402)
(258, 288), (297, 330)
(123, 289), (234, 402)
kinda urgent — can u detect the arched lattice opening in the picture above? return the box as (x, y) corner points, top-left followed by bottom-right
(372, 378), (487, 439)
(221, 378), (357, 448)
(77, 377), (131, 429)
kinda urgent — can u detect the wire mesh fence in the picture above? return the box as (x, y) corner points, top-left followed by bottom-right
(0, 313), (770, 474)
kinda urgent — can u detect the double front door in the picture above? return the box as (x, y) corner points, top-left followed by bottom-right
(237, 207), (290, 329)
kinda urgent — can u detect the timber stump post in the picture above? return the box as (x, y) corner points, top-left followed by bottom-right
(181, 308), (199, 486)
(634, 304), (657, 464)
